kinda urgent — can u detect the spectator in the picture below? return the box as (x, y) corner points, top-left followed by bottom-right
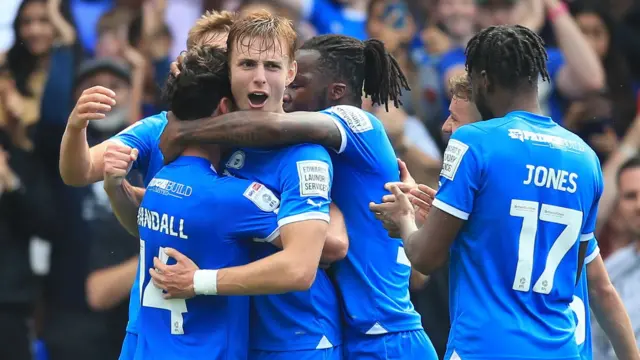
(74, 58), (139, 360)
(591, 157), (640, 359)
(0, 123), (58, 360)
(2, 0), (76, 152)
(563, 4), (636, 163)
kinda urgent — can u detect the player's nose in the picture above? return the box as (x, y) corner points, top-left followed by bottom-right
(283, 92), (292, 104)
(441, 118), (452, 135)
(252, 65), (267, 85)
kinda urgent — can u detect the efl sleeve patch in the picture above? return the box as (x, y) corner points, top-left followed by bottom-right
(331, 105), (373, 133)
(243, 182), (280, 212)
(296, 160), (330, 199)
(440, 139), (469, 180)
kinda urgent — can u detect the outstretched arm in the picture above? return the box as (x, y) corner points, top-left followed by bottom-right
(162, 111), (343, 161)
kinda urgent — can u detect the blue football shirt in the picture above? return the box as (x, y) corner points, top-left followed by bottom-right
(433, 111), (603, 359)
(110, 112), (168, 335)
(223, 144), (342, 351)
(136, 156), (280, 359)
(320, 105), (424, 335)
(571, 237), (600, 360)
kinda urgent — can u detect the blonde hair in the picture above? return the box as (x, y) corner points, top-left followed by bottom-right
(449, 74), (472, 101)
(227, 10), (297, 61)
(187, 10), (236, 49)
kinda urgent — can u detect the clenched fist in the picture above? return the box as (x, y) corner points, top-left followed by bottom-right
(68, 86), (116, 130)
(103, 141), (138, 190)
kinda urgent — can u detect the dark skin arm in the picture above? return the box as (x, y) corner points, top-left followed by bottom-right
(160, 111), (344, 164)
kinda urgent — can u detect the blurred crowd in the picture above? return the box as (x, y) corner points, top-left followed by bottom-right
(0, 0), (639, 359)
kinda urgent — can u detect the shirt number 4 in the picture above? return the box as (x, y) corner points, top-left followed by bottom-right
(140, 240), (188, 334)
(509, 200), (583, 294)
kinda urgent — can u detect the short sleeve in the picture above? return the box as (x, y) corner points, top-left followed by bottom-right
(227, 180), (281, 243)
(585, 237), (600, 265)
(277, 144), (333, 227)
(109, 114), (165, 173)
(432, 125), (484, 220)
(580, 156), (604, 242)
(321, 105), (387, 169)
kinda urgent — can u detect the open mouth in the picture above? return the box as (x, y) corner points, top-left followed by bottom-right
(248, 92), (269, 108)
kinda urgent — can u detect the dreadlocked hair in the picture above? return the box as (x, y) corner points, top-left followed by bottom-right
(300, 34), (410, 110)
(465, 25), (549, 89)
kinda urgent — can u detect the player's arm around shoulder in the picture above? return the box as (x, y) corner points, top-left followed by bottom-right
(165, 109), (344, 152)
(587, 251), (640, 360)
(193, 146), (334, 296)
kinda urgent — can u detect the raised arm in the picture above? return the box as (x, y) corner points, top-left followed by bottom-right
(161, 111), (343, 162)
(59, 86), (116, 186)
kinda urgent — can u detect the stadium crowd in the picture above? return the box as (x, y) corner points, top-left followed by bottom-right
(0, 0), (639, 359)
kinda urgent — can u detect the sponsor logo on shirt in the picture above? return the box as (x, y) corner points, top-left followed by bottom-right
(148, 178), (192, 198)
(507, 129), (585, 153)
(440, 139), (468, 181)
(330, 105), (373, 133)
(296, 160), (330, 199)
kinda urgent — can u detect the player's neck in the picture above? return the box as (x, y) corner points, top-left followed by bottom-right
(181, 145), (221, 171)
(491, 92), (543, 118)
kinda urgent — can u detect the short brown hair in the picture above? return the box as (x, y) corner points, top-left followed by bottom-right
(449, 75), (472, 101)
(97, 8), (133, 35)
(227, 10), (297, 61)
(187, 10), (236, 49)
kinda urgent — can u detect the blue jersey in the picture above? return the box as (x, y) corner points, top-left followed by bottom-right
(572, 238), (600, 360)
(320, 105), (423, 335)
(223, 144), (342, 351)
(136, 156), (280, 360)
(110, 112), (168, 335)
(434, 111), (603, 360)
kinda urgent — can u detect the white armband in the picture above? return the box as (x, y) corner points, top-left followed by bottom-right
(193, 269), (218, 295)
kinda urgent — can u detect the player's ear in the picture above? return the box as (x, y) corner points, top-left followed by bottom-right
(329, 83), (347, 101)
(285, 60), (297, 86)
(216, 97), (233, 115)
(479, 70), (491, 92)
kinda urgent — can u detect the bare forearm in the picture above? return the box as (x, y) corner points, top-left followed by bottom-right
(59, 125), (98, 186)
(105, 181), (144, 237)
(549, 0), (604, 91)
(86, 257), (137, 311)
(321, 204), (348, 263)
(216, 252), (315, 295)
(590, 285), (639, 360)
(177, 111), (341, 150)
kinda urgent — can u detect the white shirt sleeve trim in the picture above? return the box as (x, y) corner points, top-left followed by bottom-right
(330, 117), (348, 154)
(585, 246), (600, 265)
(580, 233), (594, 242)
(253, 227), (281, 243)
(432, 198), (469, 220)
(278, 212), (330, 227)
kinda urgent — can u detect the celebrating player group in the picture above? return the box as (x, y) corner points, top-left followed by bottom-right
(59, 8), (639, 360)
